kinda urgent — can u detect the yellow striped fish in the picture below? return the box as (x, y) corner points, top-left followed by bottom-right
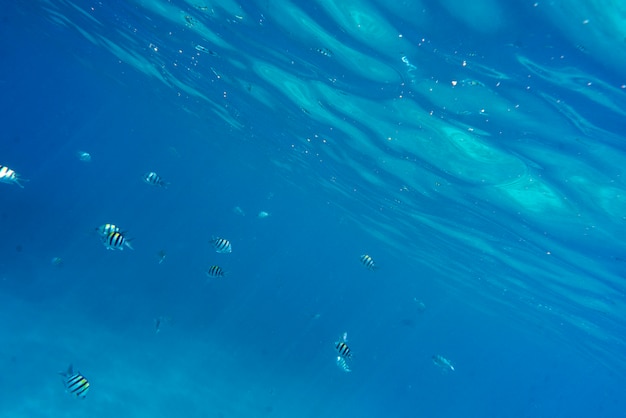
(102, 231), (133, 250)
(60, 364), (90, 399)
(95, 223), (120, 237)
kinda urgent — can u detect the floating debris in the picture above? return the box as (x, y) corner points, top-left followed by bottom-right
(157, 249), (166, 264)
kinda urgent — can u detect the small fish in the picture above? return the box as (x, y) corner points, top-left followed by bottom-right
(360, 254), (377, 271)
(184, 15), (196, 27)
(157, 249), (166, 264)
(334, 332), (352, 372)
(335, 332), (352, 360)
(315, 47), (333, 57)
(154, 316), (171, 333)
(206, 265), (225, 278)
(51, 256), (64, 267)
(154, 317), (161, 333)
(143, 171), (169, 188)
(336, 355), (351, 372)
(102, 231), (133, 251)
(95, 223), (121, 237)
(77, 151), (91, 162)
(195, 45), (216, 55)
(59, 364), (90, 399)
(432, 354), (455, 372)
(232, 206), (245, 216)
(210, 236), (232, 254)
(257, 211), (270, 219)
(0, 165), (25, 188)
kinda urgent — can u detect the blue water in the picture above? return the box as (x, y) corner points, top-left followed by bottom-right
(2, 0), (626, 416)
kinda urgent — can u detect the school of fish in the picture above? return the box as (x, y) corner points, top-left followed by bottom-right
(2, 160), (453, 399)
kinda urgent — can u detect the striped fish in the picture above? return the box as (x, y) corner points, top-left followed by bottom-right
(60, 364), (90, 399)
(336, 355), (351, 373)
(335, 332), (352, 360)
(95, 223), (120, 237)
(360, 254), (377, 271)
(143, 171), (168, 188)
(0, 165), (25, 188)
(210, 236), (232, 254)
(334, 332), (353, 372)
(102, 231), (133, 250)
(336, 340), (352, 360)
(206, 265), (225, 278)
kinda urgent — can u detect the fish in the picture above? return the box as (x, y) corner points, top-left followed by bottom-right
(210, 236), (232, 254)
(102, 231), (133, 250)
(315, 47), (333, 57)
(335, 332), (352, 360)
(143, 171), (169, 188)
(206, 265), (225, 278)
(95, 223), (121, 237)
(77, 151), (91, 162)
(432, 354), (455, 372)
(360, 254), (377, 271)
(59, 364), (90, 399)
(335, 332), (352, 372)
(336, 355), (351, 373)
(195, 45), (216, 55)
(157, 249), (166, 264)
(0, 165), (25, 188)
(257, 211), (270, 219)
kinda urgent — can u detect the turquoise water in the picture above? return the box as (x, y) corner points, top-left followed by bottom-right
(2, 0), (626, 416)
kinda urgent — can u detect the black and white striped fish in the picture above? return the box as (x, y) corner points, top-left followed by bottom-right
(360, 254), (377, 271)
(0, 165), (25, 188)
(206, 265), (225, 278)
(59, 364), (90, 399)
(95, 223), (120, 237)
(102, 231), (133, 250)
(335, 332), (352, 372)
(210, 236), (232, 254)
(336, 340), (352, 360)
(143, 171), (168, 188)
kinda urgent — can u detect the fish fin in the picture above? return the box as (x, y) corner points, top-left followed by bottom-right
(124, 240), (134, 250)
(59, 364), (73, 377)
(14, 178), (27, 188)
